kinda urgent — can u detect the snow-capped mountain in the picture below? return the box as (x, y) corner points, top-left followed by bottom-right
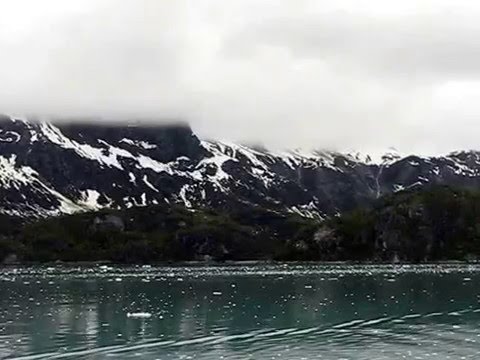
(0, 114), (479, 218)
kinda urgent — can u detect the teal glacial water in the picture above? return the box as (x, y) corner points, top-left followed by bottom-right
(1, 264), (480, 359)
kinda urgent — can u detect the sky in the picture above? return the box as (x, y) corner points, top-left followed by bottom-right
(1, 0), (480, 156)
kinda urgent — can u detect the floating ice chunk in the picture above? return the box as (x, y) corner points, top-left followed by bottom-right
(127, 312), (152, 319)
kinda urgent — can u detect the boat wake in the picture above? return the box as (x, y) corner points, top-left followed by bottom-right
(8, 306), (480, 360)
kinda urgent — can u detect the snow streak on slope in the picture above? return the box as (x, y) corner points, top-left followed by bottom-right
(0, 117), (243, 215)
(41, 122), (180, 173)
(0, 154), (84, 216)
(0, 155), (38, 190)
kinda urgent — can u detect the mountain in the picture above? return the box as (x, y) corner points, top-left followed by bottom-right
(0, 114), (480, 218)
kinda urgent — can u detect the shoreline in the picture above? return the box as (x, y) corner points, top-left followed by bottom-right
(1, 259), (477, 268)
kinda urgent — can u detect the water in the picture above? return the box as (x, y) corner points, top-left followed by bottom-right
(1, 264), (480, 359)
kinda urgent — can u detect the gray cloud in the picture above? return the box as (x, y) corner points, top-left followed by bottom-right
(1, 0), (480, 156)
(226, 12), (480, 78)
(0, 1), (190, 116)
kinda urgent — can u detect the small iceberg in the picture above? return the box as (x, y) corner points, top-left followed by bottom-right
(127, 312), (152, 319)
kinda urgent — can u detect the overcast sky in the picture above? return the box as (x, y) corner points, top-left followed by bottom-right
(1, 0), (480, 155)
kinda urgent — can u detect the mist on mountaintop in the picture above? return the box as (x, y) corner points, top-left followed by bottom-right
(2, 0), (480, 156)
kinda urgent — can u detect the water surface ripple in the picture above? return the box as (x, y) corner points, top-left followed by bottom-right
(1, 264), (480, 359)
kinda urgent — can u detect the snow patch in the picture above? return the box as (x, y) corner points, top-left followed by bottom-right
(136, 155), (176, 174)
(0, 131), (20, 143)
(178, 185), (193, 207)
(143, 175), (159, 192)
(393, 184), (405, 192)
(79, 190), (103, 210)
(120, 138), (157, 149)
(129, 172), (136, 184)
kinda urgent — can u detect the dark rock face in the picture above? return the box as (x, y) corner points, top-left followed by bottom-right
(0, 114), (480, 218)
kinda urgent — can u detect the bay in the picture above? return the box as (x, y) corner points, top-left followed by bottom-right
(1, 264), (480, 359)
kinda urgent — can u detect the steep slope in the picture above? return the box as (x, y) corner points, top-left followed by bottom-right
(308, 187), (480, 262)
(1, 115), (480, 218)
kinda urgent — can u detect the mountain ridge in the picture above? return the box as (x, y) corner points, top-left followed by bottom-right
(1, 114), (480, 218)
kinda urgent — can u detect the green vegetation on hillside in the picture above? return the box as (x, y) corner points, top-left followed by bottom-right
(314, 186), (480, 262)
(0, 204), (318, 263)
(2, 186), (480, 264)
